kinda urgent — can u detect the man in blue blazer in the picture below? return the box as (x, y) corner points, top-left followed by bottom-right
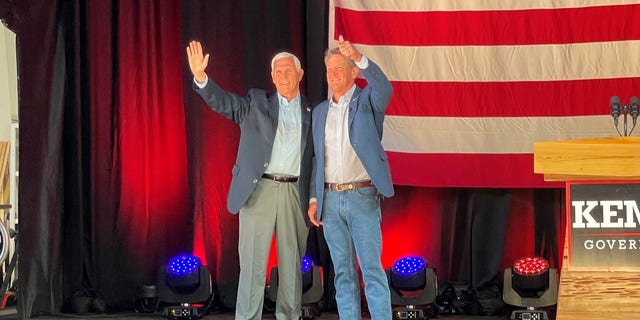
(308, 36), (394, 320)
(186, 41), (313, 320)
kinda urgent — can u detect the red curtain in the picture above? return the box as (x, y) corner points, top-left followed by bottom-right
(114, 0), (191, 282)
(4, 0), (564, 317)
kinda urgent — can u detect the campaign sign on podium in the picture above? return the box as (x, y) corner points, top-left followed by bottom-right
(567, 181), (640, 270)
(534, 137), (640, 319)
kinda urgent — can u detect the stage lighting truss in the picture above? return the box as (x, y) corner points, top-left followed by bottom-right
(386, 256), (438, 320)
(157, 255), (213, 320)
(265, 256), (323, 319)
(503, 257), (558, 320)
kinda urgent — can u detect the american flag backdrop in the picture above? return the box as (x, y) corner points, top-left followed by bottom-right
(330, 0), (640, 188)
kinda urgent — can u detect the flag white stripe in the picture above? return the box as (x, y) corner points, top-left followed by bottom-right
(383, 115), (621, 154)
(336, 0), (638, 12)
(351, 41), (640, 82)
(329, 0), (639, 186)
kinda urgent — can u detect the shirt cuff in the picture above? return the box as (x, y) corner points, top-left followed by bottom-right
(194, 75), (208, 88)
(355, 55), (369, 69)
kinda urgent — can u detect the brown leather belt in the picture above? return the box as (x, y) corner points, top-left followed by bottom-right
(262, 173), (298, 183)
(325, 180), (374, 191)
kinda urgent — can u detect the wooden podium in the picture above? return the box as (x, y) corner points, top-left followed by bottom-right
(534, 137), (640, 320)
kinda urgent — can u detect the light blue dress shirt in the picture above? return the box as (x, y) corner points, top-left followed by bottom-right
(194, 76), (302, 176)
(265, 94), (302, 176)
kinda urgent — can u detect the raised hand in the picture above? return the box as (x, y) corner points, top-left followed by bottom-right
(338, 35), (362, 62)
(186, 40), (210, 83)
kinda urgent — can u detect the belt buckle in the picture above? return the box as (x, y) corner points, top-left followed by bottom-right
(336, 183), (354, 191)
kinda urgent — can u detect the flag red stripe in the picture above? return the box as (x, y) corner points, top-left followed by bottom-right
(335, 5), (640, 46)
(387, 152), (564, 188)
(338, 2), (635, 187)
(357, 78), (640, 117)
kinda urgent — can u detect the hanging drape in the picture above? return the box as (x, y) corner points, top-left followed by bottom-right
(1, 0), (564, 318)
(6, 0), (192, 317)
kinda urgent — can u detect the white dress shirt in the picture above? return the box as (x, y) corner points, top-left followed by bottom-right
(324, 84), (370, 183)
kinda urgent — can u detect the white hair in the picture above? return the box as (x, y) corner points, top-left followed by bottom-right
(271, 52), (302, 72)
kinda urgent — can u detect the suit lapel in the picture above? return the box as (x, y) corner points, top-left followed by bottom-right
(316, 101), (329, 173)
(300, 97), (312, 154)
(348, 87), (362, 128)
(268, 93), (279, 139)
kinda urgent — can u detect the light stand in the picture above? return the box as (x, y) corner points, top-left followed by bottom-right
(157, 255), (213, 320)
(163, 303), (203, 320)
(386, 257), (438, 320)
(265, 257), (323, 320)
(502, 257), (558, 320)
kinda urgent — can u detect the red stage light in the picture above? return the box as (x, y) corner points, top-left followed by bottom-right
(513, 257), (549, 276)
(503, 256), (558, 320)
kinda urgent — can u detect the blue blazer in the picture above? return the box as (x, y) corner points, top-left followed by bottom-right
(311, 59), (394, 220)
(194, 79), (314, 224)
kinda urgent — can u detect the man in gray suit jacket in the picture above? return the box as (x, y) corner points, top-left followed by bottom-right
(308, 36), (394, 320)
(186, 41), (313, 320)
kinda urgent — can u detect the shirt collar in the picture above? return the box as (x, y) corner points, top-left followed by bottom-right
(331, 84), (357, 107)
(278, 93), (300, 107)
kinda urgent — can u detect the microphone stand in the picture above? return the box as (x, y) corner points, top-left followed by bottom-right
(622, 103), (629, 136)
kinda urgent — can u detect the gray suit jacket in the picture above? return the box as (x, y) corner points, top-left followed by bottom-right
(194, 79), (314, 225)
(311, 59), (394, 220)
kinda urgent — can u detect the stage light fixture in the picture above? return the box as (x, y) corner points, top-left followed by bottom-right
(157, 254), (212, 320)
(265, 256), (323, 319)
(386, 256), (437, 320)
(502, 256), (558, 320)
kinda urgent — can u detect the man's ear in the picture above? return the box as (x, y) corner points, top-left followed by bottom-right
(351, 65), (359, 79)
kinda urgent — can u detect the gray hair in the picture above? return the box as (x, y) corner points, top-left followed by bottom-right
(324, 47), (356, 68)
(271, 52), (302, 72)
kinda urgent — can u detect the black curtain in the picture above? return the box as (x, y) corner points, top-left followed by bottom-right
(3, 0), (190, 318)
(0, 0), (328, 318)
(3, 0), (82, 317)
(1, 0), (563, 318)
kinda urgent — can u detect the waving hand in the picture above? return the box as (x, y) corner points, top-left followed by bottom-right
(186, 40), (210, 83)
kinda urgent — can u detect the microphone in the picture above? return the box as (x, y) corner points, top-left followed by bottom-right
(610, 96), (621, 126)
(630, 96), (639, 124)
(630, 96), (639, 135)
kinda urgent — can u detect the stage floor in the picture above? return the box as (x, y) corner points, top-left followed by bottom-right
(0, 307), (508, 319)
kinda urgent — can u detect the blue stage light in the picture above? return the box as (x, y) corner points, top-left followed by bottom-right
(265, 255), (324, 318)
(165, 255), (204, 293)
(301, 256), (313, 273)
(392, 256), (426, 276)
(157, 253), (212, 318)
(391, 256), (428, 291)
(167, 255), (201, 275)
(387, 256), (438, 320)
